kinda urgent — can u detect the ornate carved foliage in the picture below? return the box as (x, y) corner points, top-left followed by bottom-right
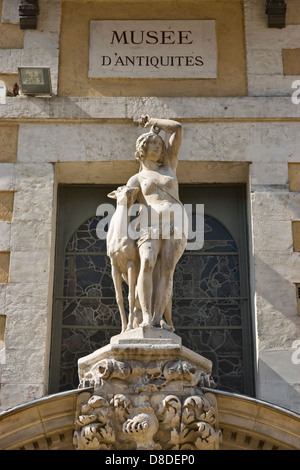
(74, 391), (221, 451)
(74, 358), (221, 450)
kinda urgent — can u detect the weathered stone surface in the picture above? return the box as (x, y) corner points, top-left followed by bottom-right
(1, 96), (299, 121)
(0, 164), (15, 191)
(0, 222), (11, 251)
(12, 120), (300, 165)
(259, 349), (300, 413)
(250, 189), (300, 221)
(0, 161), (55, 411)
(2, 0), (21, 24)
(1, 347), (45, 384)
(17, 123), (135, 163)
(5, 312), (47, 350)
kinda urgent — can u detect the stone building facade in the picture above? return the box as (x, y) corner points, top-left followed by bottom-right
(0, 0), (300, 450)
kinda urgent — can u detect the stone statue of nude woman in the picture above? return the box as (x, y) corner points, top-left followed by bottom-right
(126, 115), (187, 330)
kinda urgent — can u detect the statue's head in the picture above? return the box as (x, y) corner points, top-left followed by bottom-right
(135, 127), (166, 166)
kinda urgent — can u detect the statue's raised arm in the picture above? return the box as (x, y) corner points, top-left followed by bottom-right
(138, 115), (182, 170)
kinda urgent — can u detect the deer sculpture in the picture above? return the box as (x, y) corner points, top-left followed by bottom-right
(106, 185), (140, 332)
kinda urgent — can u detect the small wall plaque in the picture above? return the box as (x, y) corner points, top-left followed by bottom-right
(18, 67), (52, 95)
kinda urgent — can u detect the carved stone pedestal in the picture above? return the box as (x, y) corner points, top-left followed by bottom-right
(73, 328), (222, 450)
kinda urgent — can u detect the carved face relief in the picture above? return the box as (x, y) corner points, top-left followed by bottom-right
(144, 135), (164, 163)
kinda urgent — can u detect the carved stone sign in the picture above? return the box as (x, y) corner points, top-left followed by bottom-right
(89, 20), (217, 79)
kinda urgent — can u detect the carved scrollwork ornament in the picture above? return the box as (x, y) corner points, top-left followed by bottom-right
(73, 395), (115, 450)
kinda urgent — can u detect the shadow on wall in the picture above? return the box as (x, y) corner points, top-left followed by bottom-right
(253, 252), (300, 412)
(254, 253), (298, 346)
(258, 349), (300, 413)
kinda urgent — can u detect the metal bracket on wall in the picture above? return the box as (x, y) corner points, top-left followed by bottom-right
(266, 0), (287, 28)
(19, 0), (39, 30)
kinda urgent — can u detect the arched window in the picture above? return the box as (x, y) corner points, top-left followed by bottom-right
(49, 185), (253, 396)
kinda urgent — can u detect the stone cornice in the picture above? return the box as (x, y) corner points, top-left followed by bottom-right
(0, 96), (300, 123)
